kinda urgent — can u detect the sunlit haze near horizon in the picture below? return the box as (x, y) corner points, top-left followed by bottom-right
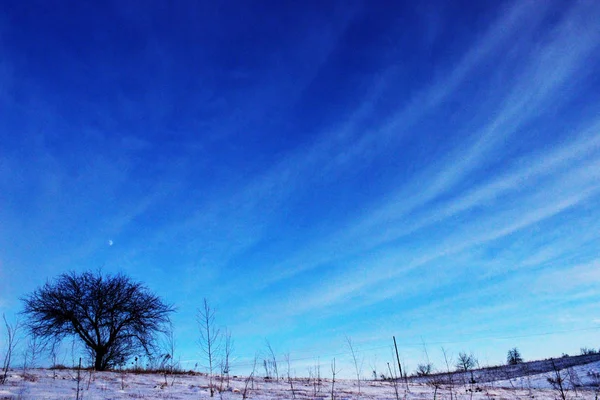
(1, 0), (600, 377)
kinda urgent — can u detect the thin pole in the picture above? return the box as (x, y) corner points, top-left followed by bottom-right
(393, 336), (403, 379)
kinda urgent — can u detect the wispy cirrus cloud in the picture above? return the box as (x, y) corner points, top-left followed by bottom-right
(146, 0), (552, 271)
(348, 0), (600, 236)
(259, 147), (600, 320)
(220, 2), (600, 332)
(130, 1), (600, 306)
(245, 0), (600, 293)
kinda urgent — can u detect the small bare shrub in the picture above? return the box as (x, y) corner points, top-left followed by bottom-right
(581, 347), (597, 355)
(416, 363), (433, 376)
(242, 354), (258, 400)
(1, 314), (21, 385)
(346, 336), (363, 397)
(547, 359), (567, 400)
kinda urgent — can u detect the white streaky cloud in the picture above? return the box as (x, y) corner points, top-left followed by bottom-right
(236, 256), (530, 344)
(518, 222), (600, 268)
(533, 259), (600, 294)
(165, 0), (548, 247)
(107, 0), (577, 284)
(259, 114), (600, 289)
(263, 161), (600, 318)
(122, 74), (395, 277)
(325, 0), (550, 172)
(350, 0), (600, 238)
(359, 230), (600, 320)
(398, 164), (600, 267)
(362, 118), (600, 250)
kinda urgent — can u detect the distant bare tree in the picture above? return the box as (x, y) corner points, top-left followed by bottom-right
(243, 353), (258, 400)
(285, 353), (296, 399)
(316, 357), (322, 393)
(507, 348), (523, 365)
(162, 321), (179, 386)
(263, 358), (271, 379)
(48, 338), (62, 379)
(265, 340), (279, 380)
(1, 314), (21, 385)
(456, 352), (477, 372)
(346, 336), (363, 397)
(197, 298), (220, 397)
(387, 362), (400, 400)
(418, 338), (434, 377)
(331, 357), (340, 400)
(581, 347), (597, 355)
(221, 328), (233, 389)
(22, 333), (43, 370)
(416, 363), (433, 376)
(442, 347), (455, 400)
(370, 356), (378, 381)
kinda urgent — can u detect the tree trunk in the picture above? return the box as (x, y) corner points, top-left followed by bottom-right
(94, 348), (106, 371)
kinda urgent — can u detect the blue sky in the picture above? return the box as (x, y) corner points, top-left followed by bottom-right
(1, 0), (600, 376)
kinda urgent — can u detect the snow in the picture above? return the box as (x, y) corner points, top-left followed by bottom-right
(0, 361), (599, 399)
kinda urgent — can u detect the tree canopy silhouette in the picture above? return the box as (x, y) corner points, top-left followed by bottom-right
(507, 347), (523, 365)
(22, 270), (174, 371)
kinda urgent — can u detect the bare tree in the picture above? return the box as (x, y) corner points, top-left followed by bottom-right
(370, 356), (378, 381)
(547, 359), (567, 400)
(507, 348), (523, 365)
(308, 357), (322, 395)
(243, 353), (258, 400)
(581, 347), (597, 355)
(48, 338), (62, 379)
(1, 314), (21, 385)
(21, 270), (173, 371)
(285, 353), (296, 399)
(387, 362), (400, 400)
(456, 352), (477, 372)
(426, 375), (445, 400)
(221, 328), (233, 389)
(346, 336), (363, 398)
(331, 357), (340, 400)
(161, 321), (179, 386)
(198, 298), (220, 397)
(263, 358), (271, 379)
(417, 338), (434, 376)
(416, 363), (433, 376)
(316, 357), (322, 393)
(265, 340), (279, 380)
(442, 347), (455, 400)
(22, 333), (43, 370)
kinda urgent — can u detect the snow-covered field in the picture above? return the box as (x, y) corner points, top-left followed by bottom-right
(1, 360), (599, 400)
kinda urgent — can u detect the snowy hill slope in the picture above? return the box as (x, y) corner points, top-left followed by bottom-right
(0, 355), (598, 399)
